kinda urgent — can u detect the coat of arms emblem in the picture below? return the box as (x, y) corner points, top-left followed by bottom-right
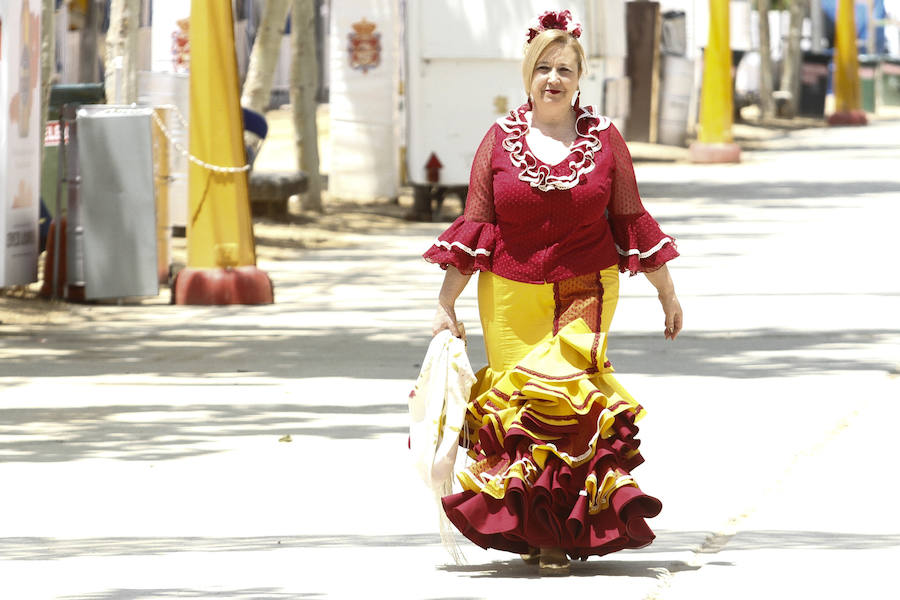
(348, 18), (380, 74)
(171, 17), (190, 73)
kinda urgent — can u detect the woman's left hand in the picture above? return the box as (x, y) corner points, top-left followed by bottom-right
(658, 292), (683, 340)
(644, 265), (682, 341)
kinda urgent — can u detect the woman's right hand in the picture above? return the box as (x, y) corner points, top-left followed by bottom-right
(432, 303), (462, 339)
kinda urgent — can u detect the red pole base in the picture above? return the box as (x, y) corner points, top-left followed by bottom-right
(688, 141), (742, 164)
(827, 110), (868, 126)
(172, 266), (274, 305)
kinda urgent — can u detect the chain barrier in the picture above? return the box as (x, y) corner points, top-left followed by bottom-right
(150, 108), (250, 175)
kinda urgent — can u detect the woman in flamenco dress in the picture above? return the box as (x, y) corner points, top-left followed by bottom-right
(423, 10), (684, 576)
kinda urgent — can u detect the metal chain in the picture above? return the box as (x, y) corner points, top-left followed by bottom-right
(151, 109), (250, 174)
(169, 106), (190, 129)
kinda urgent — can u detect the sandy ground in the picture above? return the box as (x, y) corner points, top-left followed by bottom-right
(0, 197), (430, 325)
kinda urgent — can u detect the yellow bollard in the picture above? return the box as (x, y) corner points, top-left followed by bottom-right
(151, 106), (171, 285)
(689, 0), (741, 163)
(828, 0), (867, 125)
(173, 0), (273, 304)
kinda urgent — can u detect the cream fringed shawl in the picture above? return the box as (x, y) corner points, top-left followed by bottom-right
(408, 329), (476, 564)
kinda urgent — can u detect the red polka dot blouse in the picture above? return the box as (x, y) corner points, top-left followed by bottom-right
(423, 103), (678, 283)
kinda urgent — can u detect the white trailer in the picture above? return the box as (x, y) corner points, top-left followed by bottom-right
(404, 0), (628, 218)
(328, 1), (628, 214)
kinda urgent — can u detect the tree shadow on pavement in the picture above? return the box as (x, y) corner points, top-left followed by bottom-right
(0, 533), (445, 561)
(607, 328), (900, 379)
(634, 529), (900, 553)
(1, 323), (896, 382)
(4, 529), (896, 563)
(0, 402), (409, 462)
(0, 322), (435, 381)
(724, 530), (900, 551)
(639, 180), (900, 203)
(59, 590), (321, 600)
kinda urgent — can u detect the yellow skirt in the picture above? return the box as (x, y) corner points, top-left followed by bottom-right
(441, 267), (662, 559)
(479, 266), (620, 371)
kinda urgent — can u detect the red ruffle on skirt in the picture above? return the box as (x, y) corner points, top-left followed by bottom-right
(442, 419), (661, 559)
(441, 320), (662, 560)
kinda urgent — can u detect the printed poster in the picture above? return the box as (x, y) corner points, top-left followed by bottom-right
(0, 0), (41, 286)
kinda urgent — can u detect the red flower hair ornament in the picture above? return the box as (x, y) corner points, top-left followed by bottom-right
(526, 10), (583, 44)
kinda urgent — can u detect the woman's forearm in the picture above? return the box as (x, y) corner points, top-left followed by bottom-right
(645, 263), (683, 339)
(644, 264), (676, 297)
(438, 266), (473, 308)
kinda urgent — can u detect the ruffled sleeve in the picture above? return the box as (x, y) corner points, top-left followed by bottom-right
(606, 124), (679, 275)
(423, 125), (498, 275)
(423, 217), (496, 275)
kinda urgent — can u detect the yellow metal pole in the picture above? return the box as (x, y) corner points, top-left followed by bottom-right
(699, 0), (732, 144)
(690, 0), (741, 162)
(187, 0), (256, 269)
(828, 0), (867, 124)
(174, 0), (273, 304)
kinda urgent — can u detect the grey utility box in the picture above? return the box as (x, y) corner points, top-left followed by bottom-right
(76, 106), (159, 300)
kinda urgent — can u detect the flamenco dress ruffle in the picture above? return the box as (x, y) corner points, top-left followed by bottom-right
(610, 212), (680, 276)
(442, 307), (661, 560)
(423, 217), (496, 276)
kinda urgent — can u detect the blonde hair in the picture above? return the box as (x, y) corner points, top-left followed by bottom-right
(521, 29), (587, 95)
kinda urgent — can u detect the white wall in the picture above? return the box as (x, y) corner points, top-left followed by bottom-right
(329, 0), (402, 200)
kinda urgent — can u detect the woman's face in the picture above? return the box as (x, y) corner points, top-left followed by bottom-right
(530, 43), (580, 110)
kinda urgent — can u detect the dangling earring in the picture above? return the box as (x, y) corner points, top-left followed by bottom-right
(527, 95), (534, 110)
(572, 89), (581, 109)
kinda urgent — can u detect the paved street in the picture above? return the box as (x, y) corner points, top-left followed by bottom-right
(1, 118), (899, 599)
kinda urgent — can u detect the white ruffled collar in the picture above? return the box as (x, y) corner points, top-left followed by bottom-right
(497, 103), (611, 192)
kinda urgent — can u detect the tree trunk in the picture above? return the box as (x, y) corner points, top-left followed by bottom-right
(779, 0), (805, 118)
(865, 0), (875, 55)
(78, 0), (99, 82)
(240, 0), (291, 113)
(290, 0), (322, 213)
(757, 0), (775, 120)
(810, 0), (825, 52)
(105, 0), (140, 104)
(40, 0), (56, 164)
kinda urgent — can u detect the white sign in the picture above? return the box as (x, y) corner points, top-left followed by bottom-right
(329, 0), (402, 200)
(0, 0), (41, 286)
(150, 0), (191, 73)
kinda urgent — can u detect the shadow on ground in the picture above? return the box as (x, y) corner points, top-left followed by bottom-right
(639, 180), (900, 204)
(1, 324), (895, 381)
(59, 590), (321, 600)
(439, 557), (700, 579)
(0, 401), (409, 462)
(3, 529), (897, 562)
(607, 328), (899, 379)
